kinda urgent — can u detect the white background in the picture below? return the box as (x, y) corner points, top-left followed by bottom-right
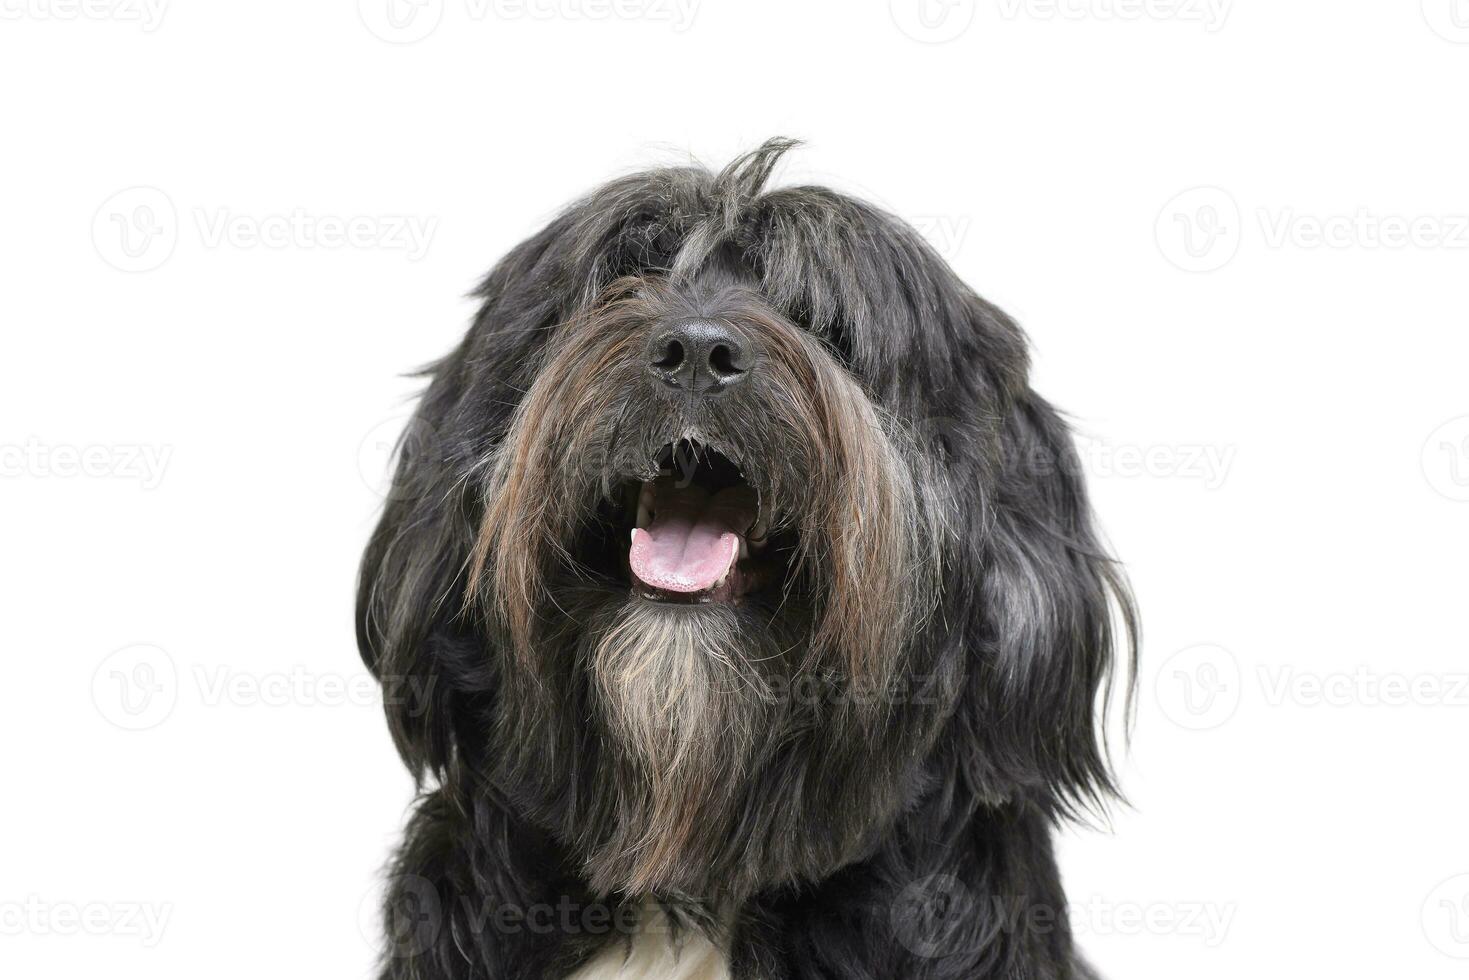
(3, 2), (1468, 977)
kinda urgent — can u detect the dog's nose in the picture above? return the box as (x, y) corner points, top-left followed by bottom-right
(646, 320), (749, 394)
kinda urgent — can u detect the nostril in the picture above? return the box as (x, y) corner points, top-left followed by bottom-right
(708, 343), (744, 379)
(651, 339), (684, 371)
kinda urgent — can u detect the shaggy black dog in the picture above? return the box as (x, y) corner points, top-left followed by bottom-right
(357, 139), (1135, 979)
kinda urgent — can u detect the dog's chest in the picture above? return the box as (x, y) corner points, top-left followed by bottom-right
(563, 902), (730, 980)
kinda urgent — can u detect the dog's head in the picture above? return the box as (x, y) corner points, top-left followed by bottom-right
(358, 139), (1135, 900)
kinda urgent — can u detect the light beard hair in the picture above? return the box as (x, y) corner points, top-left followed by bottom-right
(583, 600), (793, 897)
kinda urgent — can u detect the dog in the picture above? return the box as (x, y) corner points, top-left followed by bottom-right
(357, 138), (1136, 979)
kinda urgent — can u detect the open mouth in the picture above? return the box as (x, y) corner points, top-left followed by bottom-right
(619, 441), (778, 604)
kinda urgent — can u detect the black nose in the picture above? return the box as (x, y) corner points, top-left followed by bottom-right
(646, 320), (749, 394)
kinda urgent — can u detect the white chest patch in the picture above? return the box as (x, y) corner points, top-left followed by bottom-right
(564, 902), (731, 980)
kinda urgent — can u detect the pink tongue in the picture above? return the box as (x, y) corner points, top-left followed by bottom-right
(629, 480), (756, 593)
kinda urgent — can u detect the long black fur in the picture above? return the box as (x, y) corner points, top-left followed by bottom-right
(357, 138), (1136, 979)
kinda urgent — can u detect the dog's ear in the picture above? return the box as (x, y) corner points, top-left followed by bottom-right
(355, 211), (584, 780)
(973, 385), (1137, 814)
(355, 365), (475, 781)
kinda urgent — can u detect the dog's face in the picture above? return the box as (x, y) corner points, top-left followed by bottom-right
(473, 273), (935, 688)
(359, 140), (1133, 902)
